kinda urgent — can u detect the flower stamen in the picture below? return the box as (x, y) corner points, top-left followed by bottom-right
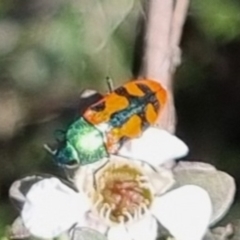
(91, 157), (153, 225)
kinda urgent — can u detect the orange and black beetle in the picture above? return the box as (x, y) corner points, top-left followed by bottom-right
(48, 79), (167, 166)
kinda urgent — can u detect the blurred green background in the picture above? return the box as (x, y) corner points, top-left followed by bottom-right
(0, 0), (240, 237)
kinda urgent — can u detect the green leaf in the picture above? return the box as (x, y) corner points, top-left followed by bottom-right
(71, 227), (108, 240)
(230, 220), (240, 240)
(192, 0), (240, 42)
(210, 224), (233, 240)
(173, 161), (236, 226)
(72, 0), (135, 54)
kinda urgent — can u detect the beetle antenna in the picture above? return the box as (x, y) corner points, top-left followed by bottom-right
(106, 76), (114, 93)
(43, 144), (57, 155)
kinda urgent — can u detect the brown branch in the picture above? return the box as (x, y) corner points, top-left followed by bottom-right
(170, 0), (190, 72)
(143, 0), (174, 85)
(171, 0), (190, 47)
(142, 0), (190, 133)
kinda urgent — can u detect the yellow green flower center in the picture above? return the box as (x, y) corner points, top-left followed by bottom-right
(93, 159), (153, 224)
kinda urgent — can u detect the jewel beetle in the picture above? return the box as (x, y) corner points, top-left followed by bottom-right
(46, 79), (167, 166)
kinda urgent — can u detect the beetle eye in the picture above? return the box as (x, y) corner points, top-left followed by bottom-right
(66, 159), (78, 166)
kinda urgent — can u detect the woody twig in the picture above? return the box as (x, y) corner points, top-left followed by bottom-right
(142, 0), (190, 133)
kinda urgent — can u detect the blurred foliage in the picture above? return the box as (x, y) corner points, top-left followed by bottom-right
(192, 0), (240, 42)
(0, 0), (240, 237)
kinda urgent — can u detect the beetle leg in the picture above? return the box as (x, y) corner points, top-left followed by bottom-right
(106, 76), (114, 93)
(43, 144), (57, 155)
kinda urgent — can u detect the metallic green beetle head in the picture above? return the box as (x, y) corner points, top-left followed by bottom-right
(54, 142), (79, 165)
(51, 118), (109, 166)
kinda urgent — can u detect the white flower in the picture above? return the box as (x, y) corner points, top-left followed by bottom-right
(18, 127), (210, 240)
(20, 156), (212, 240)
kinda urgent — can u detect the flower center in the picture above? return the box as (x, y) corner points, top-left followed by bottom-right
(93, 159), (153, 224)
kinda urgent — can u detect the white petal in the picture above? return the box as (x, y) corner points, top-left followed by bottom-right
(126, 216), (158, 240)
(118, 127), (189, 165)
(152, 185), (212, 240)
(21, 177), (90, 239)
(107, 225), (132, 240)
(74, 212), (108, 236)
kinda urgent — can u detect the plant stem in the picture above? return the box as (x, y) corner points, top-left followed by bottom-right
(142, 0), (190, 133)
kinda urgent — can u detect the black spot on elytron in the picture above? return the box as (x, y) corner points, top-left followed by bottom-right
(136, 83), (152, 95)
(90, 101), (106, 112)
(114, 86), (131, 99)
(138, 111), (150, 131)
(136, 83), (160, 114)
(149, 94), (160, 114)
